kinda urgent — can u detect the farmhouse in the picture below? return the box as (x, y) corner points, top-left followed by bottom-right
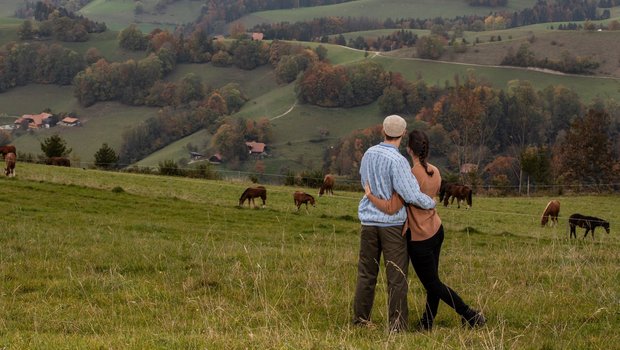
(59, 117), (80, 127)
(208, 153), (222, 164)
(246, 141), (265, 154)
(14, 113), (53, 129)
(251, 32), (264, 41)
(460, 163), (478, 175)
(190, 151), (205, 160)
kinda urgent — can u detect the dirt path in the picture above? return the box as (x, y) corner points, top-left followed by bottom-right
(270, 102), (297, 120)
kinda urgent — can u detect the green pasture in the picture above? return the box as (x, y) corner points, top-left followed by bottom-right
(0, 84), (157, 165)
(235, 0), (537, 28)
(0, 163), (618, 348)
(0, 20), (19, 46)
(0, 0), (22, 18)
(372, 54), (620, 101)
(167, 64), (280, 101)
(79, 0), (198, 32)
(135, 129), (212, 168)
(61, 30), (148, 63)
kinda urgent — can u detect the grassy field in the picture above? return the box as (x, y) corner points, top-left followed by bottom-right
(134, 129), (212, 168)
(116, 41), (620, 171)
(0, 163), (618, 348)
(0, 0), (22, 18)
(61, 30), (148, 63)
(79, 0), (199, 32)
(0, 84), (158, 165)
(167, 64), (280, 101)
(235, 0), (538, 29)
(372, 54), (620, 101)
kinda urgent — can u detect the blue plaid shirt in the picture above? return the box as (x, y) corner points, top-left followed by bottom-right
(358, 142), (436, 226)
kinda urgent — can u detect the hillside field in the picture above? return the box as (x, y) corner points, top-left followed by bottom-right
(3, 40), (620, 170)
(234, 0), (538, 29)
(0, 163), (618, 348)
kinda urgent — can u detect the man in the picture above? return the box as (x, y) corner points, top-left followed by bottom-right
(353, 114), (436, 332)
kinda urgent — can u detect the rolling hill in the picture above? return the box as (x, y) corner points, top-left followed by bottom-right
(234, 0), (538, 29)
(1, 0), (620, 174)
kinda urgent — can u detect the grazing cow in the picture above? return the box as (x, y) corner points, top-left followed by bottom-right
(45, 157), (71, 167)
(319, 174), (335, 197)
(239, 186), (267, 208)
(568, 213), (610, 239)
(0, 145), (16, 158)
(4, 152), (15, 177)
(541, 200), (560, 227)
(294, 191), (315, 212)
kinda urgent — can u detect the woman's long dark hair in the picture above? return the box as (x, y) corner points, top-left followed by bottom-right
(408, 130), (434, 177)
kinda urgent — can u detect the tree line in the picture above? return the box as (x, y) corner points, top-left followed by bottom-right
(16, 1), (106, 42)
(321, 69), (619, 191)
(15, 0), (95, 15)
(194, 0), (353, 33)
(501, 44), (600, 75)
(249, 0), (604, 45)
(0, 42), (86, 92)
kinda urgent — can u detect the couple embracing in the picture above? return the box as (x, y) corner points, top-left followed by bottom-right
(353, 115), (485, 333)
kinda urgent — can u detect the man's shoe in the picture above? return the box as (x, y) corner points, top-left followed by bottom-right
(414, 317), (433, 331)
(353, 318), (377, 330)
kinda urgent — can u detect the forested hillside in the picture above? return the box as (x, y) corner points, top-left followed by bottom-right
(0, 0), (619, 193)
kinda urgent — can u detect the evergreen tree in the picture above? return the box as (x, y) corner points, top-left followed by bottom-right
(94, 143), (119, 169)
(41, 134), (72, 158)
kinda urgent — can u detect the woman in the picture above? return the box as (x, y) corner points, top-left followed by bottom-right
(364, 130), (485, 331)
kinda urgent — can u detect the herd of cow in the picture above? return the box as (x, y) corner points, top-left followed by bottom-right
(0, 145), (71, 177)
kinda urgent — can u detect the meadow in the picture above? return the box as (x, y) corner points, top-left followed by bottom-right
(0, 163), (618, 349)
(78, 0), (191, 32)
(235, 0), (537, 29)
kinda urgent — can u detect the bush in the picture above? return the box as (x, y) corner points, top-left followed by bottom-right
(158, 160), (182, 176)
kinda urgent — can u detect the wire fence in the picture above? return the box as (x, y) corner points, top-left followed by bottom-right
(7, 156), (618, 228)
(13, 155), (620, 193)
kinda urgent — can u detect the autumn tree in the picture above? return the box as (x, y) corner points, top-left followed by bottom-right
(176, 73), (205, 105)
(378, 85), (405, 114)
(210, 117), (248, 163)
(433, 75), (501, 173)
(218, 83), (247, 113)
(18, 20), (34, 40)
(416, 35), (445, 59)
(553, 109), (617, 187)
(520, 145), (551, 192)
(118, 25), (148, 50)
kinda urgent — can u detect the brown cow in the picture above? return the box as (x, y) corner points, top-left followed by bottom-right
(4, 152), (15, 176)
(45, 157), (71, 167)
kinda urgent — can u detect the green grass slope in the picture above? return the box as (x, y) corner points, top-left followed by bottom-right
(0, 0), (22, 18)
(137, 42), (620, 171)
(79, 0), (201, 32)
(0, 163), (618, 348)
(0, 85), (157, 166)
(236, 0), (537, 28)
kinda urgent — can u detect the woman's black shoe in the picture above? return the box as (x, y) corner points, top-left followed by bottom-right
(461, 309), (486, 328)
